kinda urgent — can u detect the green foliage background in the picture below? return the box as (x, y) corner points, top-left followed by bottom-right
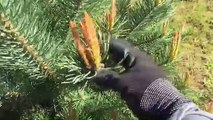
(0, 0), (177, 119)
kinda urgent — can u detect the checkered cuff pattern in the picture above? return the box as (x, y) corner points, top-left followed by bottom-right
(140, 78), (191, 115)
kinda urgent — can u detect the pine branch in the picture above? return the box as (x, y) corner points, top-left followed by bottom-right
(116, 0), (131, 18)
(0, 0), (87, 83)
(36, 0), (111, 40)
(0, 12), (55, 78)
(126, 0), (175, 38)
(57, 86), (135, 120)
(114, 0), (175, 38)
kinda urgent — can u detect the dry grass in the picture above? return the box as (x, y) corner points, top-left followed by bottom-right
(172, 0), (213, 112)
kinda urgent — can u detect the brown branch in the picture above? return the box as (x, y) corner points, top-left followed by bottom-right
(67, 100), (77, 120)
(111, 111), (118, 120)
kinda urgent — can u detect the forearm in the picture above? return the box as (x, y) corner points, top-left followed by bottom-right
(168, 103), (213, 120)
(123, 78), (213, 120)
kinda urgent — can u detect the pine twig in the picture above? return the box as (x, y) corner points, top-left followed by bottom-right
(111, 111), (118, 120)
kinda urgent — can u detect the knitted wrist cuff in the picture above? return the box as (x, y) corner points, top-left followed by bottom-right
(140, 78), (190, 116)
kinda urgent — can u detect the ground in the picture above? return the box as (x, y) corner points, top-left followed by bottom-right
(172, 0), (213, 112)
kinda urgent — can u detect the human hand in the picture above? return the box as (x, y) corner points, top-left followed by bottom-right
(94, 38), (184, 119)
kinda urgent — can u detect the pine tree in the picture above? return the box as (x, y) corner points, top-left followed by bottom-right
(0, 0), (180, 119)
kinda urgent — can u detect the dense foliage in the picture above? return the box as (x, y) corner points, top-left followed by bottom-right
(0, 0), (177, 119)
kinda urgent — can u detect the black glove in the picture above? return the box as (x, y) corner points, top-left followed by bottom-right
(93, 38), (190, 120)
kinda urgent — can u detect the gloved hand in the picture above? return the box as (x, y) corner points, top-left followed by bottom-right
(93, 38), (190, 120)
